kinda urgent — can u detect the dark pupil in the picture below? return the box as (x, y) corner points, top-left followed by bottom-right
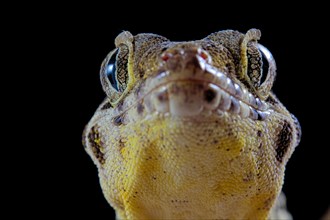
(106, 49), (119, 91)
(260, 49), (269, 84)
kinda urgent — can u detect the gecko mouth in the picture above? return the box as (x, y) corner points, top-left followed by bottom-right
(142, 64), (271, 120)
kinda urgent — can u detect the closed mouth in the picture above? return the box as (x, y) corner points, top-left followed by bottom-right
(138, 64), (271, 120)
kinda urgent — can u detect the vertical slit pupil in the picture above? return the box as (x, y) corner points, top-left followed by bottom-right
(106, 49), (119, 91)
(260, 49), (269, 84)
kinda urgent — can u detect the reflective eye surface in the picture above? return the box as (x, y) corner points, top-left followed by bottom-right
(257, 44), (273, 61)
(257, 44), (275, 85)
(105, 48), (119, 91)
(259, 47), (269, 84)
(100, 44), (130, 104)
(258, 44), (275, 79)
(256, 44), (277, 99)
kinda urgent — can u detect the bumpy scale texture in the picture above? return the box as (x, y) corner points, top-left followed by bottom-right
(83, 29), (301, 219)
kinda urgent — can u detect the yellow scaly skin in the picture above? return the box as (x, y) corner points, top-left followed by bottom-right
(83, 29), (301, 219)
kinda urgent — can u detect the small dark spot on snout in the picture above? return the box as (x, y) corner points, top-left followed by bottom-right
(204, 89), (216, 103)
(116, 101), (124, 112)
(134, 82), (144, 98)
(137, 102), (144, 115)
(158, 92), (169, 102)
(113, 115), (123, 126)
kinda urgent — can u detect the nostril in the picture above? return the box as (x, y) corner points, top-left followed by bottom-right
(198, 49), (209, 60)
(161, 53), (172, 62)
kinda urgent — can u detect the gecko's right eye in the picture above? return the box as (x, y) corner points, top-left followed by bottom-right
(100, 44), (130, 105)
(103, 45), (129, 93)
(105, 48), (119, 91)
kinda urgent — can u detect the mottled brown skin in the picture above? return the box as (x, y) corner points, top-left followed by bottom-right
(83, 29), (301, 219)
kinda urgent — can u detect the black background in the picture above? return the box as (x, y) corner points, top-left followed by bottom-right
(22, 3), (329, 219)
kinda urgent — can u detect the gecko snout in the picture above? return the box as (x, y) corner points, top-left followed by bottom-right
(160, 46), (212, 72)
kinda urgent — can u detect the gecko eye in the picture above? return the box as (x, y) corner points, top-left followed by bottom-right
(105, 48), (119, 91)
(259, 46), (269, 84)
(100, 44), (129, 104)
(258, 44), (275, 84)
(256, 44), (276, 98)
(103, 45), (129, 93)
(246, 43), (263, 87)
(246, 43), (276, 99)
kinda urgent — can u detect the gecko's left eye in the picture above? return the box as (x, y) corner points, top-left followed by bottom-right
(257, 44), (275, 84)
(246, 43), (276, 99)
(256, 44), (276, 99)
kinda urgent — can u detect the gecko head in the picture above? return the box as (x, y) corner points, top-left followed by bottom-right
(99, 29), (277, 123)
(93, 28), (300, 168)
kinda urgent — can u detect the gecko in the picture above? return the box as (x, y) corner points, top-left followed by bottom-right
(82, 29), (301, 219)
